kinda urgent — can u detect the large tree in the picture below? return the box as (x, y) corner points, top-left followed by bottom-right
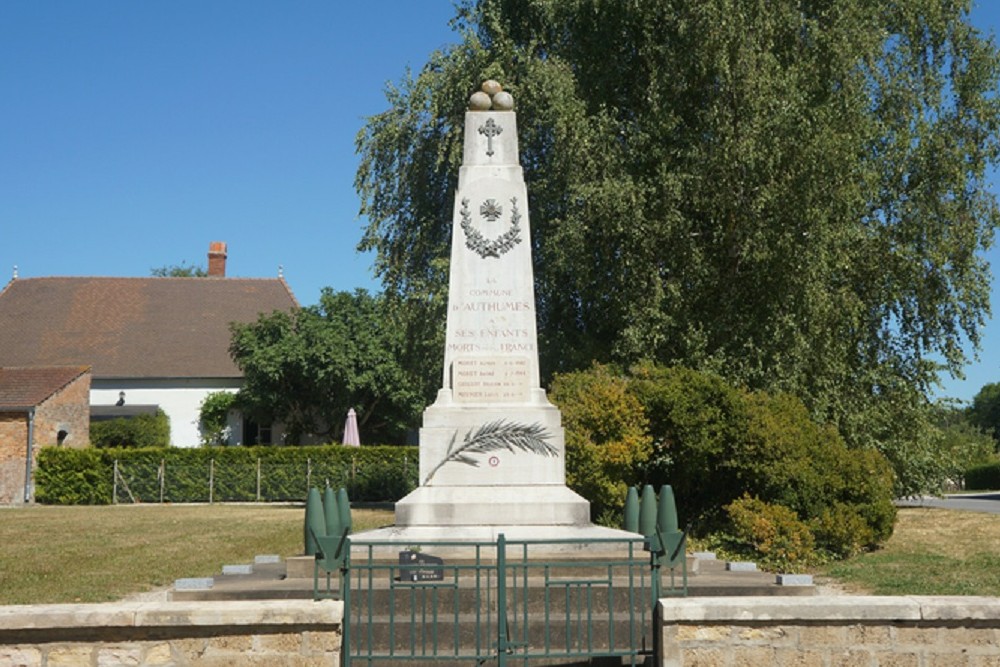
(229, 289), (425, 444)
(356, 0), (1000, 494)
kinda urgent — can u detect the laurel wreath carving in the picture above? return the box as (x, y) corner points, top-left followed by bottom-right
(460, 197), (522, 258)
(423, 419), (558, 485)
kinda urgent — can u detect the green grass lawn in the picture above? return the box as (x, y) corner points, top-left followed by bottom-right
(821, 506), (1000, 595)
(3, 504), (999, 604)
(0, 503), (393, 605)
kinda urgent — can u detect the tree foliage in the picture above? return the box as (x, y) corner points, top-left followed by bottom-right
(356, 0), (1000, 494)
(968, 382), (1000, 442)
(150, 262), (207, 277)
(229, 289), (425, 444)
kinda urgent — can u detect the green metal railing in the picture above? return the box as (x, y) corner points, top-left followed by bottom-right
(315, 533), (686, 667)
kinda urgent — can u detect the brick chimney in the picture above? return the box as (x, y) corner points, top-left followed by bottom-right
(208, 242), (227, 277)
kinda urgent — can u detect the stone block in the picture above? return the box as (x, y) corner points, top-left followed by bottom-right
(681, 646), (728, 667)
(253, 632), (303, 654)
(692, 551), (717, 560)
(847, 623), (891, 646)
(97, 645), (142, 666)
(737, 626), (791, 644)
(797, 624), (847, 646)
(47, 646), (94, 666)
(222, 564), (253, 575)
(872, 651), (919, 667)
(302, 631), (341, 654)
(773, 648), (826, 667)
(776, 574), (813, 586)
(142, 643), (173, 665)
(254, 554), (281, 564)
(732, 646), (776, 667)
(174, 577), (213, 590)
(676, 624), (730, 642)
(726, 561), (757, 572)
(0, 647), (42, 667)
(830, 649), (874, 667)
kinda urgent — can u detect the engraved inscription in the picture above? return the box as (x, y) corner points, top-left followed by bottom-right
(453, 357), (531, 403)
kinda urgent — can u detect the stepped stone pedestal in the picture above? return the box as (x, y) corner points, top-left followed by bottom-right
(353, 82), (634, 550)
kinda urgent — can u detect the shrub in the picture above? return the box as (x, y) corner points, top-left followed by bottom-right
(965, 462), (1000, 490)
(90, 410), (171, 448)
(723, 495), (816, 571)
(627, 363), (750, 527)
(199, 391), (237, 446)
(557, 363), (897, 562)
(550, 364), (653, 522)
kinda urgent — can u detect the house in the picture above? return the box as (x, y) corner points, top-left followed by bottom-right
(0, 243), (300, 447)
(0, 365), (91, 504)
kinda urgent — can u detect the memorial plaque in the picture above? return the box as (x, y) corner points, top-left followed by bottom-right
(452, 356), (531, 403)
(398, 551), (445, 582)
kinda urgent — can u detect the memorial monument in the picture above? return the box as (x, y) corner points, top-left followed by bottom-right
(357, 81), (628, 543)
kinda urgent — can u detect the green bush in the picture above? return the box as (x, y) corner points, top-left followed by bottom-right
(35, 448), (113, 505)
(199, 391), (237, 446)
(550, 364), (653, 522)
(551, 362), (897, 564)
(90, 410), (171, 448)
(965, 462), (1000, 490)
(723, 495), (816, 571)
(35, 445), (418, 505)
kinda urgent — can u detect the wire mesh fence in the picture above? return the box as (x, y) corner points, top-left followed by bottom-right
(111, 455), (415, 504)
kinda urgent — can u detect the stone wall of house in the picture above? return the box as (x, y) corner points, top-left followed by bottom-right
(0, 412), (28, 504)
(34, 371), (91, 449)
(659, 596), (1000, 666)
(0, 371), (91, 504)
(0, 599), (342, 667)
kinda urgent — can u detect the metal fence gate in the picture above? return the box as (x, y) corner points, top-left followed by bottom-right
(318, 534), (685, 667)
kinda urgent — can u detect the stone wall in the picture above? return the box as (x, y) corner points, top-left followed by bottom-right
(659, 596), (1000, 666)
(0, 599), (342, 666)
(0, 412), (28, 504)
(0, 371), (91, 504)
(34, 371), (91, 449)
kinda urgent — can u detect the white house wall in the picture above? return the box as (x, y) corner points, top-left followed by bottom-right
(91, 379), (241, 448)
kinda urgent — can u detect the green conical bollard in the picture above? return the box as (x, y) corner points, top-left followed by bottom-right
(323, 485), (342, 539)
(304, 487), (325, 556)
(658, 485), (679, 534)
(623, 486), (640, 533)
(337, 487), (352, 535)
(639, 484), (658, 550)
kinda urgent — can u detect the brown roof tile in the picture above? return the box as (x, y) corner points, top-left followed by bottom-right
(0, 366), (90, 410)
(0, 277), (299, 379)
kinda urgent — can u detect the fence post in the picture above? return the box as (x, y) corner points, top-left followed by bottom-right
(112, 459), (118, 505)
(159, 459), (165, 504)
(497, 533), (508, 667)
(209, 458), (215, 504)
(256, 457), (262, 502)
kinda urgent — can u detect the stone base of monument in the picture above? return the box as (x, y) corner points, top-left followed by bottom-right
(393, 484), (590, 526)
(343, 482), (642, 559)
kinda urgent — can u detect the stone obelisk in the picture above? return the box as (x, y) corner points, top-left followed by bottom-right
(385, 81), (589, 539)
(357, 82), (626, 544)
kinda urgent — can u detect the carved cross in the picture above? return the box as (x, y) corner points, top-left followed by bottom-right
(478, 118), (503, 157)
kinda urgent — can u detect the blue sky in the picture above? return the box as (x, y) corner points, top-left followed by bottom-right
(2, 1), (999, 403)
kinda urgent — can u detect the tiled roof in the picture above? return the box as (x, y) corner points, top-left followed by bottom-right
(0, 277), (299, 379)
(0, 366), (90, 410)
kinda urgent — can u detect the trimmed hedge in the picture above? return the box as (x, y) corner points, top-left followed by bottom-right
(91, 410), (171, 448)
(965, 462), (1000, 491)
(35, 445), (417, 505)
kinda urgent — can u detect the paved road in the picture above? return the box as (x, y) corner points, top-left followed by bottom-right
(896, 493), (1000, 514)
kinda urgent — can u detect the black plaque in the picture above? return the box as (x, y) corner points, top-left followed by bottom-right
(398, 551), (445, 582)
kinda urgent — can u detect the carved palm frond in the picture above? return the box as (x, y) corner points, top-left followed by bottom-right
(423, 419), (557, 485)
